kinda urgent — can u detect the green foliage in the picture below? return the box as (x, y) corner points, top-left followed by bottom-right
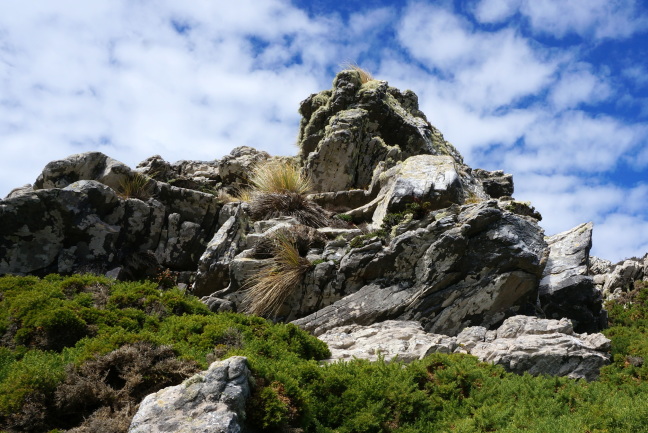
(4, 275), (648, 432)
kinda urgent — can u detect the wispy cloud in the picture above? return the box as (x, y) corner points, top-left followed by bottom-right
(473, 0), (648, 39)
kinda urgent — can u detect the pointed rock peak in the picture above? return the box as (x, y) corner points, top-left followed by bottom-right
(298, 70), (463, 193)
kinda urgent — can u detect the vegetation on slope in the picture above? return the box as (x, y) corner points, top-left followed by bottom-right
(1, 274), (648, 432)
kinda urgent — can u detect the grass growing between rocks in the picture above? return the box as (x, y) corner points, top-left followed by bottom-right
(247, 160), (330, 227)
(2, 274), (648, 432)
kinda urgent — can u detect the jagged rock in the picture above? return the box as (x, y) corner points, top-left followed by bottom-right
(1, 153), (223, 277)
(34, 151), (133, 191)
(539, 223), (604, 332)
(464, 315), (610, 381)
(299, 70), (462, 192)
(601, 256), (647, 298)
(292, 200), (547, 336)
(137, 146), (270, 194)
(193, 204), (251, 297)
(473, 169), (514, 199)
(320, 320), (457, 363)
(128, 356), (251, 433)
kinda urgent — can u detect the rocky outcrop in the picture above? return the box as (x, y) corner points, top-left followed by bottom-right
(598, 255), (648, 299)
(539, 223), (605, 332)
(462, 315), (610, 381)
(1, 153), (221, 278)
(128, 356), (251, 433)
(137, 146), (271, 194)
(319, 320), (456, 363)
(320, 316), (610, 381)
(298, 70), (463, 192)
(291, 200), (547, 336)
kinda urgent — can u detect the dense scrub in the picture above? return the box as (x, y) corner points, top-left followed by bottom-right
(1, 275), (648, 432)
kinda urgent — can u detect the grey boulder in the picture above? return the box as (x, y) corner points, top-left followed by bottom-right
(128, 356), (251, 433)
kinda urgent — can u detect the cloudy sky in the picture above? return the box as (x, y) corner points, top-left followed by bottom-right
(1, 0), (647, 262)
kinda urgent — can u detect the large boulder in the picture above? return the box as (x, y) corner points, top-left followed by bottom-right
(291, 200), (547, 336)
(128, 356), (252, 433)
(462, 315), (610, 381)
(538, 222), (605, 332)
(34, 151), (132, 191)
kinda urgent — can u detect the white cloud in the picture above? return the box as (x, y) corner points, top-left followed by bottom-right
(473, 0), (648, 39)
(501, 110), (646, 174)
(593, 214), (648, 261)
(549, 64), (612, 110)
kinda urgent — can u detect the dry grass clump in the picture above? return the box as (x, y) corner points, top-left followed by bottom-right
(117, 172), (154, 200)
(341, 61), (374, 84)
(248, 161), (331, 227)
(250, 160), (311, 195)
(235, 187), (253, 202)
(242, 232), (312, 318)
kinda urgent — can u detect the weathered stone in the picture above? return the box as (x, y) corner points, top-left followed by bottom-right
(318, 316), (610, 381)
(299, 71), (462, 193)
(539, 222), (604, 332)
(34, 152), (132, 192)
(293, 200), (547, 336)
(128, 356), (251, 433)
(601, 257), (646, 297)
(473, 169), (514, 199)
(319, 320), (457, 363)
(466, 315), (610, 381)
(1, 154), (223, 277)
(371, 155), (464, 227)
(193, 204), (250, 297)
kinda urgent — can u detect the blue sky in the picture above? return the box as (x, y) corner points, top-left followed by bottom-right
(0, 0), (647, 262)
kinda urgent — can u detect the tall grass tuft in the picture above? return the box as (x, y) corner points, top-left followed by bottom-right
(341, 62), (374, 84)
(242, 232), (312, 318)
(248, 161), (330, 227)
(118, 172), (154, 200)
(249, 160), (311, 195)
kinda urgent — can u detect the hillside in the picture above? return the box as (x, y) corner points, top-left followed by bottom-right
(1, 69), (647, 432)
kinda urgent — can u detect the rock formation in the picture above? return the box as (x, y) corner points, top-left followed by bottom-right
(3, 69), (642, 393)
(320, 316), (610, 381)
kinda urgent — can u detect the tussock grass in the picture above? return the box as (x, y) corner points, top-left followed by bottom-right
(250, 160), (311, 195)
(235, 188), (253, 202)
(341, 61), (374, 84)
(242, 232), (312, 318)
(117, 172), (153, 200)
(248, 161), (331, 227)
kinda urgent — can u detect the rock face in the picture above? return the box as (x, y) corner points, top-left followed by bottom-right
(1, 152), (221, 278)
(320, 316), (610, 381)
(128, 356), (251, 433)
(291, 200), (547, 336)
(539, 223), (605, 332)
